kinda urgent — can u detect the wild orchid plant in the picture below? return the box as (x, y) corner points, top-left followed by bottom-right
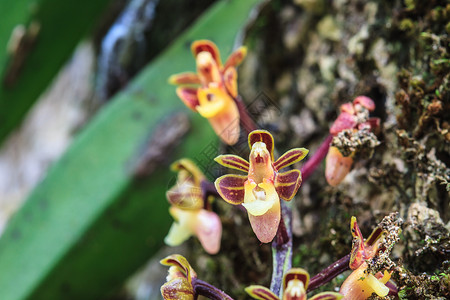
(160, 39), (396, 300)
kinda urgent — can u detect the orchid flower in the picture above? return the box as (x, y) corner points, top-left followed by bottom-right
(160, 254), (197, 300)
(326, 96), (380, 186)
(165, 159), (222, 254)
(339, 217), (394, 299)
(246, 268), (343, 300)
(214, 130), (308, 243)
(169, 40), (247, 145)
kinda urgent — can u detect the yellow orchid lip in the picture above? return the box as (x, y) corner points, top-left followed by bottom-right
(196, 86), (228, 118)
(242, 178), (278, 216)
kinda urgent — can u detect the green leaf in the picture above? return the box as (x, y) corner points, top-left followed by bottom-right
(0, 0), (264, 299)
(0, 0), (112, 144)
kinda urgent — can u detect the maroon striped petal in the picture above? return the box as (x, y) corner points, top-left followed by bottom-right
(191, 39), (222, 67)
(248, 130), (274, 161)
(214, 174), (247, 205)
(275, 170), (302, 201)
(176, 87), (200, 111)
(283, 268), (310, 291)
(169, 72), (201, 85)
(224, 46), (247, 70)
(245, 285), (279, 300)
(215, 154), (249, 172)
(365, 226), (384, 246)
(273, 148), (309, 171)
(309, 292), (343, 300)
(160, 254), (196, 282)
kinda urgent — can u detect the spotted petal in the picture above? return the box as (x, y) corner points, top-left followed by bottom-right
(245, 285), (279, 300)
(215, 154), (249, 172)
(161, 277), (194, 300)
(214, 174), (247, 205)
(273, 148), (309, 171)
(275, 169), (301, 201)
(248, 130), (274, 161)
(224, 46), (247, 70)
(191, 39), (222, 67)
(169, 72), (201, 85)
(176, 87), (200, 111)
(309, 292), (343, 300)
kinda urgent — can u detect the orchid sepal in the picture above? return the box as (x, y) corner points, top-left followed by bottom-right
(248, 130), (275, 161)
(214, 174), (246, 205)
(275, 169), (302, 201)
(169, 72), (201, 86)
(214, 154), (249, 172)
(273, 148), (309, 171)
(191, 39), (222, 67)
(224, 46), (247, 70)
(176, 87), (200, 111)
(245, 285), (279, 300)
(309, 292), (343, 300)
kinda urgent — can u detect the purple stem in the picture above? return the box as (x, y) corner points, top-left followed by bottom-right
(307, 254), (350, 292)
(193, 278), (234, 300)
(270, 201), (293, 297)
(300, 134), (333, 181)
(235, 95), (258, 134)
(201, 180), (220, 210)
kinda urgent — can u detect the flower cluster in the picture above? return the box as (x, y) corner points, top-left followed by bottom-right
(170, 40), (247, 145)
(164, 159), (222, 254)
(214, 130), (308, 243)
(326, 96), (380, 186)
(246, 268), (342, 300)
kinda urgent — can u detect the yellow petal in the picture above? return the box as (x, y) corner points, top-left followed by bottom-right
(243, 179), (278, 216)
(164, 222), (193, 247)
(196, 86), (228, 118)
(365, 273), (389, 297)
(197, 86), (240, 145)
(165, 207), (197, 246)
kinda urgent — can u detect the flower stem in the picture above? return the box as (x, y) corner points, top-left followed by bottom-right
(270, 200), (293, 298)
(307, 253), (350, 292)
(194, 278), (234, 300)
(301, 134), (333, 181)
(235, 95), (258, 134)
